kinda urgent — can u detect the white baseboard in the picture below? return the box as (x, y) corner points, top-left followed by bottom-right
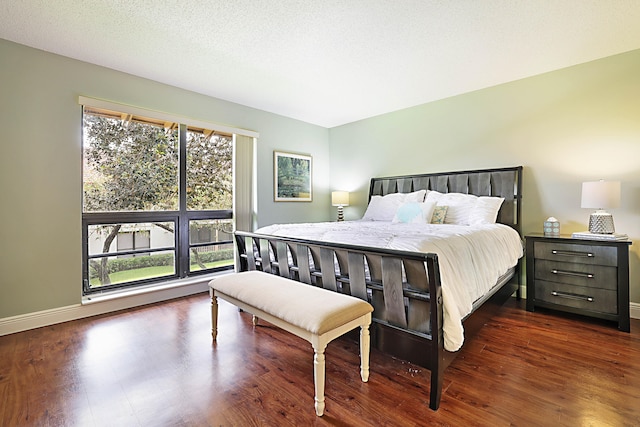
(0, 277), (216, 337)
(631, 302), (640, 320)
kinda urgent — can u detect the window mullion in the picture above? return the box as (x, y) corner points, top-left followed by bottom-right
(178, 123), (189, 278)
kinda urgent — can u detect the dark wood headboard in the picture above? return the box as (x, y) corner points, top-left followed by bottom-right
(369, 166), (523, 234)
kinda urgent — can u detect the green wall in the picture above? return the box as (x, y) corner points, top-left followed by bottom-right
(329, 49), (640, 304)
(0, 39), (330, 318)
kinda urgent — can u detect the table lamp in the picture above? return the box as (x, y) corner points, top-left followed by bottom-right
(581, 180), (620, 234)
(331, 191), (349, 222)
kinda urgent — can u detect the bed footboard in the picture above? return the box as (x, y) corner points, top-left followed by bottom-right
(234, 230), (446, 410)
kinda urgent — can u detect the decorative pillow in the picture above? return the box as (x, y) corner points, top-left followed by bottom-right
(392, 201), (437, 224)
(468, 196), (505, 225)
(430, 206), (448, 224)
(436, 192), (478, 225)
(362, 190), (427, 221)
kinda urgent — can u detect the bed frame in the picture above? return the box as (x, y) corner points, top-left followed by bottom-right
(234, 166), (523, 410)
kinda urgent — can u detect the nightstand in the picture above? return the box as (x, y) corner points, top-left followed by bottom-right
(525, 233), (631, 332)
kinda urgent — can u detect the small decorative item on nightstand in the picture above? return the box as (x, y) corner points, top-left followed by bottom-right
(543, 217), (560, 236)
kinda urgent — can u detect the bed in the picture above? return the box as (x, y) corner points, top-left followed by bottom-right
(234, 166), (523, 410)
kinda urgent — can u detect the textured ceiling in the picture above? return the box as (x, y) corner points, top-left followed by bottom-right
(2, 1), (640, 127)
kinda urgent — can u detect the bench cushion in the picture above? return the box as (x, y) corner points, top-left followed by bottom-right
(210, 271), (373, 335)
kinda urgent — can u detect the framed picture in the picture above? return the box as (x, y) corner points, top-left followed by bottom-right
(274, 151), (312, 202)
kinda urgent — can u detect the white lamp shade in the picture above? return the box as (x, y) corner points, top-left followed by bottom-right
(581, 181), (620, 209)
(331, 191), (349, 206)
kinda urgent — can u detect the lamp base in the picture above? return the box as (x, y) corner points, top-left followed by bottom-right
(337, 206), (344, 222)
(588, 211), (615, 234)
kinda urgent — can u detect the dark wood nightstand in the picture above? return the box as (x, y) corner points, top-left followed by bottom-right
(525, 233), (631, 331)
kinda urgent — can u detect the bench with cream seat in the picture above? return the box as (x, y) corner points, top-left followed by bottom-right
(209, 270), (374, 416)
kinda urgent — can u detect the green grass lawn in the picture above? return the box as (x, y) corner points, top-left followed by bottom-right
(89, 259), (233, 286)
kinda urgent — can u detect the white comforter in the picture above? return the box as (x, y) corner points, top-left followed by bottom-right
(255, 221), (523, 352)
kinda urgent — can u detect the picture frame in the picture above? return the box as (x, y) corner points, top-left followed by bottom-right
(274, 151), (312, 202)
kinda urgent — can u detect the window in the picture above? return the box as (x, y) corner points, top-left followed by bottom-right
(80, 98), (255, 295)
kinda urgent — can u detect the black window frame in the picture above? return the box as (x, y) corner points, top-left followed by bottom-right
(82, 117), (234, 295)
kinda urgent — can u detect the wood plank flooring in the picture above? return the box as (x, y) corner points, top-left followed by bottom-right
(1, 293), (639, 426)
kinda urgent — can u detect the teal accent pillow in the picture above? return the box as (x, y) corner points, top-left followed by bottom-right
(430, 206), (448, 224)
(392, 201), (436, 224)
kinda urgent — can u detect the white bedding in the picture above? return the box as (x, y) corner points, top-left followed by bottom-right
(255, 221), (523, 352)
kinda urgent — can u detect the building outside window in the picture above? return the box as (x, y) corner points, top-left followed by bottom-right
(116, 229), (151, 258)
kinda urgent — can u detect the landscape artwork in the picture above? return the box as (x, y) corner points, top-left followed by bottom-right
(274, 151), (312, 202)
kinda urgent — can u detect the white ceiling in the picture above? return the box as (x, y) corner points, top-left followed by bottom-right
(2, 1), (640, 128)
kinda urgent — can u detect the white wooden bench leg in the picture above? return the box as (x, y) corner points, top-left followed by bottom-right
(312, 341), (328, 416)
(211, 293), (218, 341)
(360, 323), (370, 382)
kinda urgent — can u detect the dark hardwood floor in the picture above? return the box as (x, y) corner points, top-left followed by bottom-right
(1, 293), (639, 426)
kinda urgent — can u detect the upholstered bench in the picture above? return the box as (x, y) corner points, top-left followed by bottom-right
(209, 271), (374, 416)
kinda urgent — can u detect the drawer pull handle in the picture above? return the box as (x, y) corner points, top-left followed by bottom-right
(551, 269), (594, 278)
(551, 249), (594, 258)
(551, 291), (594, 302)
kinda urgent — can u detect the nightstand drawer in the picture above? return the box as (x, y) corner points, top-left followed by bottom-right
(533, 242), (617, 266)
(535, 280), (617, 314)
(534, 259), (617, 290)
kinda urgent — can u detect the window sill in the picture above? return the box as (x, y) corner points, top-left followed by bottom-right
(81, 270), (233, 305)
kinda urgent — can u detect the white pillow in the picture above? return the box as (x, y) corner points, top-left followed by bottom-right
(468, 196), (505, 225)
(362, 193), (405, 221)
(435, 192), (478, 225)
(425, 190), (442, 203)
(392, 201), (437, 224)
(404, 189), (427, 202)
(362, 190), (427, 221)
